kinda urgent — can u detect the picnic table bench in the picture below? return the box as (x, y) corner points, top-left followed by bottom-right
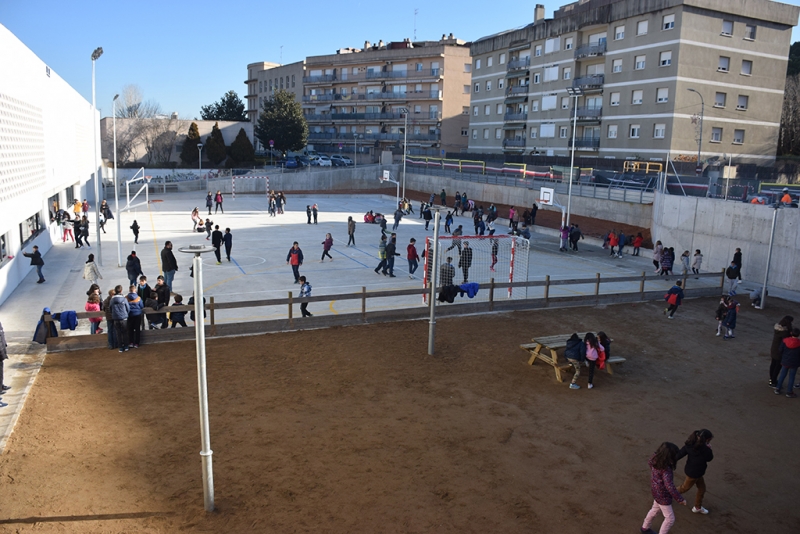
(520, 333), (626, 383)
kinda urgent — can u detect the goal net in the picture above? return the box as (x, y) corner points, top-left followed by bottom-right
(423, 235), (530, 302)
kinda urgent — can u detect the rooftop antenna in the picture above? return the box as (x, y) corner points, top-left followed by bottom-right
(414, 8), (418, 41)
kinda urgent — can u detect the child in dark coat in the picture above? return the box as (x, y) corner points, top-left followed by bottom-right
(676, 429), (714, 514)
(722, 300), (740, 340)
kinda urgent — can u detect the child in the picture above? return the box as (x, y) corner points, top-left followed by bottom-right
(679, 251), (690, 275)
(722, 299), (739, 339)
(714, 296), (729, 336)
(299, 276), (312, 317)
(306, 205), (312, 224)
(632, 233), (643, 256)
(85, 294), (103, 335)
(126, 287), (144, 348)
(584, 332), (604, 389)
(445, 211), (453, 233)
(320, 233), (334, 262)
(664, 281), (684, 319)
(130, 220), (140, 244)
(204, 218), (213, 240)
(597, 331), (612, 370)
(170, 294), (188, 327)
(407, 238), (419, 279)
(774, 328), (800, 398)
(490, 239), (498, 272)
(676, 429), (714, 515)
(640, 442), (687, 534)
(692, 249), (703, 275)
(564, 333), (586, 390)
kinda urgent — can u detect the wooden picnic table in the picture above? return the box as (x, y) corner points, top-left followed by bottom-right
(520, 333), (626, 383)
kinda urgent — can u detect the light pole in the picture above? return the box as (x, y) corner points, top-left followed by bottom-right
(565, 87), (583, 227)
(198, 143), (205, 191)
(399, 107), (409, 201)
(427, 206), (444, 355)
(91, 46), (103, 266)
(178, 244), (217, 512)
(757, 204), (782, 310)
(353, 132), (358, 176)
(113, 94), (122, 267)
(687, 88), (704, 179)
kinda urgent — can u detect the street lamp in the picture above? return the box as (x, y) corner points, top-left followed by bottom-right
(197, 143), (205, 191)
(565, 86), (583, 227)
(353, 132), (359, 176)
(687, 88), (704, 179)
(757, 204), (782, 310)
(177, 244), (217, 512)
(113, 94), (121, 267)
(427, 206), (445, 355)
(91, 46), (103, 266)
(399, 107), (409, 201)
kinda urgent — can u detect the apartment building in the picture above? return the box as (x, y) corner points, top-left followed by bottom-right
(245, 61), (305, 150)
(467, 0), (799, 163)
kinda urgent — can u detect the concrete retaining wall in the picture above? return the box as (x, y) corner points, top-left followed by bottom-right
(651, 192), (800, 290)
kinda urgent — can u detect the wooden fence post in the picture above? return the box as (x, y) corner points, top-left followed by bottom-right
(361, 286), (366, 322)
(209, 297), (216, 336)
(489, 278), (495, 311)
(544, 275), (550, 301)
(594, 273), (600, 296)
(640, 271), (646, 296)
(288, 291), (293, 322)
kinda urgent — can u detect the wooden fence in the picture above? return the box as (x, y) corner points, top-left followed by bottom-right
(44, 271), (725, 352)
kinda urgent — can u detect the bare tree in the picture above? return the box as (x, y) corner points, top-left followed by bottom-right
(116, 84), (163, 119)
(140, 118), (180, 166)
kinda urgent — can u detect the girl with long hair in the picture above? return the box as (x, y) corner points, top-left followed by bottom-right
(640, 442), (686, 533)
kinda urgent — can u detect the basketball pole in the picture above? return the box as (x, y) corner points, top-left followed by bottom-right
(427, 206), (443, 355)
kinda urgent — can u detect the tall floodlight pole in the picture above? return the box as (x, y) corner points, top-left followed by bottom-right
(198, 143), (205, 191)
(91, 46), (104, 266)
(399, 107), (408, 200)
(178, 244), (217, 512)
(113, 94), (121, 267)
(565, 87), (583, 226)
(757, 204), (781, 310)
(687, 88), (705, 183)
(353, 133), (358, 177)
(427, 206), (443, 355)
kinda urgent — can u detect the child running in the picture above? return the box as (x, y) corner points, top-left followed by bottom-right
(640, 442), (687, 534)
(714, 296), (729, 337)
(676, 429), (714, 515)
(664, 281), (684, 319)
(299, 276), (312, 317)
(320, 233), (334, 262)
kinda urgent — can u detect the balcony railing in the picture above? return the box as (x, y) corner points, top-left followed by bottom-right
(569, 137), (601, 148)
(574, 41), (607, 59)
(502, 138), (526, 148)
(506, 86), (529, 95)
(507, 57), (531, 71)
(574, 106), (603, 118)
(364, 68), (443, 80)
(302, 74), (336, 84)
(573, 75), (605, 89)
(503, 112), (528, 122)
(308, 132), (440, 141)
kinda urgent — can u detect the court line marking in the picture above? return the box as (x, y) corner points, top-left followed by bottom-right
(232, 257), (246, 275)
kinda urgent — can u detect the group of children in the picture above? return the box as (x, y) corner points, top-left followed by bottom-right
(653, 242), (704, 276)
(563, 332), (612, 390)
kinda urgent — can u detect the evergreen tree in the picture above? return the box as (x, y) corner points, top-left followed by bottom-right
(200, 90), (248, 121)
(205, 122), (227, 165)
(180, 122), (201, 165)
(788, 41), (800, 76)
(254, 90), (308, 154)
(230, 127), (255, 163)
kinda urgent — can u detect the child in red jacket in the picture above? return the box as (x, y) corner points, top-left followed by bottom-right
(407, 238), (419, 279)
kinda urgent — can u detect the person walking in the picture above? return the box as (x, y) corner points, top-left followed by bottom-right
(73, 216), (83, 248)
(714, 296), (729, 337)
(82, 253), (103, 286)
(80, 216), (91, 248)
(130, 220), (140, 244)
(204, 218), (213, 240)
(617, 231), (626, 257)
(490, 238), (499, 272)
(640, 442), (687, 534)
(569, 224), (584, 252)
(312, 204), (318, 224)
(126, 286), (144, 348)
(459, 241), (473, 283)
(160, 241), (178, 291)
(439, 257), (455, 286)
(407, 238), (419, 279)
(286, 242), (304, 283)
(444, 211), (453, 233)
(722, 299), (740, 340)
(660, 249), (673, 276)
(559, 226), (569, 252)
(679, 251), (691, 276)
(81, 199), (90, 216)
(676, 429), (714, 515)
(664, 281), (684, 319)
(22, 245), (45, 283)
(374, 234), (388, 275)
(393, 207), (404, 231)
(632, 233), (643, 256)
(306, 205), (312, 224)
(774, 328), (800, 398)
(347, 216), (356, 247)
(205, 191), (213, 215)
(530, 202), (538, 227)
(440, 188), (446, 206)
(61, 214), (74, 243)
(732, 248), (743, 280)
(583, 332), (604, 389)
(299, 276), (313, 317)
(423, 205), (432, 230)
(692, 249), (703, 275)
(223, 228), (233, 261)
(85, 293), (103, 335)
(320, 233), (334, 262)
(126, 251), (144, 287)
(211, 225), (224, 264)
(770, 316), (794, 387)
(385, 234), (400, 277)
(486, 218), (495, 236)
(608, 230), (618, 257)
(214, 190), (224, 214)
(725, 261), (740, 296)
(110, 285), (130, 353)
(72, 199), (82, 218)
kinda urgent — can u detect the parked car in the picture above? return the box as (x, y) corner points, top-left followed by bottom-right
(330, 154), (353, 166)
(296, 155), (310, 167)
(284, 158), (300, 169)
(310, 155), (332, 167)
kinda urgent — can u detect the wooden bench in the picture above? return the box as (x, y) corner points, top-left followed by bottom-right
(520, 333), (626, 383)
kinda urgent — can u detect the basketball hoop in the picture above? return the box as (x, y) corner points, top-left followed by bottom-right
(538, 187), (555, 206)
(144, 175), (152, 183)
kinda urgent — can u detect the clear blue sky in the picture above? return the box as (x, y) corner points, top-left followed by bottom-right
(3, 0), (799, 119)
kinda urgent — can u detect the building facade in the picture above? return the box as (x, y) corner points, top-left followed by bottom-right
(0, 24), (99, 306)
(245, 61), (305, 151)
(467, 0), (799, 163)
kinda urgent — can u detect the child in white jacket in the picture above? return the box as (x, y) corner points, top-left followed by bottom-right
(692, 250), (703, 275)
(82, 254), (103, 286)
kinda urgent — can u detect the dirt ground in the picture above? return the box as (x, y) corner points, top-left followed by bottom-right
(1, 296), (798, 533)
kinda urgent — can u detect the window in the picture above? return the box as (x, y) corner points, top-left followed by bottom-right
(612, 59), (622, 73)
(542, 95), (557, 110)
(533, 72), (541, 84)
(463, 85), (470, 94)
(654, 123), (666, 138)
(483, 129), (489, 139)
(714, 92), (726, 107)
(474, 83), (480, 93)
(741, 60), (753, 75)
(610, 92), (620, 106)
(563, 67), (571, 80)
(607, 125), (618, 139)
(531, 100), (539, 112)
(632, 90), (643, 105)
(462, 106), (469, 115)
(476, 59), (481, 69)
(565, 37), (574, 50)
(472, 129), (477, 139)
(487, 56), (493, 67)
(486, 81), (492, 91)
(659, 51), (672, 67)
(464, 63), (472, 73)
(662, 14), (675, 30)
(635, 55), (646, 70)
(414, 104), (422, 113)
(461, 128), (469, 136)
(561, 97), (570, 109)
(637, 20), (648, 35)
(711, 127), (722, 142)
(473, 106), (478, 116)
(745, 25), (756, 40)
(733, 129), (745, 144)
(259, 81), (262, 92)
(414, 63), (423, 72)
(544, 66), (559, 82)
(20, 213), (42, 247)
(495, 128), (502, 139)
(737, 95), (749, 110)
(615, 25), (625, 40)
(535, 45), (542, 57)
(721, 20), (733, 36)
(498, 79), (504, 90)
(656, 87), (669, 103)
(629, 124), (640, 138)
(559, 126), (568, 138)
(500, 53), (506, 64)
(530, 127), (538, 139)
(484, 105), (491, 115)
(292, 75), (295, 87)
(718, 56), (730, 72)
(545, 37), (560, 54)
(540, 123), (556, 138)
(414, 84), (422, 93)
(497, 104), (503, 114)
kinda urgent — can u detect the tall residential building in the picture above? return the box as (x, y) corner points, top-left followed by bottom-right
(245, 61), (305, 150)
(467, 0), (799, 164)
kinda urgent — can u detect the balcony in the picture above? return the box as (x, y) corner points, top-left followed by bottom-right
(568, 137), (601, 149)
(308, 132), (439, 142)
(306, 113), (408, 122)
(303, 74), (337, 84)
(507, 57), (531, 71)
(503, 112), (528, 122)
(502, 138), (526, 148)
(364, 68), (444, 81)
(506, 86), (529, 95)
(574, 41), (607, 59)
(302, 93), (367, 103)
(574, 106), (603, 119)
(366, 91), (407, 101)
(573, 75), (604, 90)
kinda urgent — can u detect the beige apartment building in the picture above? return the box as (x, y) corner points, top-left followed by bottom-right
(245, 60), (305, 150)
(467, 0), (799, 163)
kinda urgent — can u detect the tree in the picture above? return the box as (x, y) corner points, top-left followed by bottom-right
(141, 118), (180, 166)
(788, 42), (800, 77)
(230, 128), (255, 163)
(254, 90), (308, 154)
(779, 74), (800, 155)
(180, 122), (202, 164)
(116, 84), (162, 119)
(205, 122), (227, 165)
(200, 90), (248, 122)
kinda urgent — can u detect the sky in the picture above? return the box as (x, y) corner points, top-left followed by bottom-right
(2, 0), (799, 119)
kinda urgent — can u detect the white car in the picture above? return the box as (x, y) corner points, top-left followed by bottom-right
(311, 155), (332, 167)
